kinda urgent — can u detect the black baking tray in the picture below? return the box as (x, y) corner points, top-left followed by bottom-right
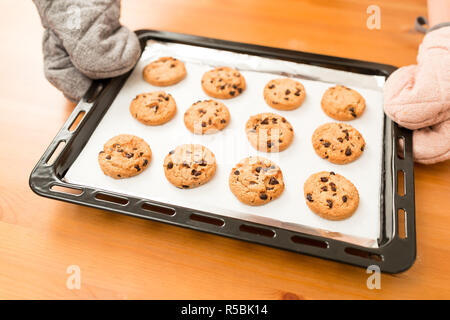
(29, 30), (416, 273)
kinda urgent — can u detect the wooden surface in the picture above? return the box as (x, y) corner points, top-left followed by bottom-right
(1, 0), (449, 300)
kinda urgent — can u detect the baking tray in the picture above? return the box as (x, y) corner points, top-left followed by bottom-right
(29, 30), (416, 273)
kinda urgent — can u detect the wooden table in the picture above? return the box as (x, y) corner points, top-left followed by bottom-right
(1, 0), (449, 299)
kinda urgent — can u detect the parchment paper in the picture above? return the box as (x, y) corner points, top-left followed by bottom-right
(65, 41), (386, 248)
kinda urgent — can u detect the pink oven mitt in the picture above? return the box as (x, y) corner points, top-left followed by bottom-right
(384, 26), (450, 164)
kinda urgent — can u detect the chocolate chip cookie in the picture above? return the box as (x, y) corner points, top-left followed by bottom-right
(245, 113), (294, 152)
(201, 67), (246, 99)
(184, 100), (230, 134)
(98, 134), (152, 179)
(304, 171), (359, 220)
(130, 91), (177, 126)
(321, 85), (366, 120)
(229, 156), (285, 206)
(263, 78), (306, 110)
(143, 57), (186, 86)
(312, 122), (365, 164)
(163, 144), (216, 189)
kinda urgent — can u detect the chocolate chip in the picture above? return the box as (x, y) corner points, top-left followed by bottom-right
(320, 177), (328, 182)
(99, 151), (104, 154)
(208, 119), (212, 125)
(170, 64), (175, 68)
(323, 141), (331, 147)
(182, 185), (189, 189)
(326, 200), (333, 208)
(259, 193), (268, 200)
(255, 166), (262, 173)
(268, 84), (275, 89)
(342, 195), (348, 202)
(345, 147), (352, 156)
(117, 174), (121, 177)
(169, 150), (175, 155)
(282, 118), (286, 123)
(330, 171), (335, 175)
(229, 91), (236, 96)
(337, 137), (344, 143)
(267, 141), (272, 148)
(220, 119), (226, 124)
(272, 118), (278, 124)
(134, 165), (141, 171)
(342, 129), (350, 141)
(106, 155), (111, 160)
(234, 170), (240, 175)
(237, 88), (243, 94)
(167, 162), (173, 169)
(143, 159), (148, 166)
(125, 153), (134, 158)
(201, 122), (206, 127)
(191, 169), (202, 176)
(139, 152), (144, 157)
(329, 182), (337, 192)
(269, 177), (279, 185)
(321, 186), (328, 191)
(164, 96), (169, 101)
(294, 89), (301, 96)
(261, 118), (269, 125)
(285, 89), (291, 95)
(182, 161), (190, 168)
(306, 193), (313, 202)
(361, 145), (365, 151)
(117, 149), (123, 153)
(220, 85), (225, 90)
(198, 160), (207, 166)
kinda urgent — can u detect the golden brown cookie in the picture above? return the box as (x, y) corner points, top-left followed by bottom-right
(201, 67), (246, 99)
(229, 156), (285, 206)
(245, 113), (294, 152)
(184, 100), (230, 134)
(129, 91), (177, 126)
(304, 171), (359, 220)
(321, 85), (366, 120)
(312, 122), (365, 164)
(263, 78), (306, 110)
(143, 57), (186, 86)
(98, 134), (152, 179)
(163, 144), (216, 189)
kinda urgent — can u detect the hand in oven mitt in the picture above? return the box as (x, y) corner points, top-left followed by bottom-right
(33, 0), (141, 102)
(383, 26), (450, 164)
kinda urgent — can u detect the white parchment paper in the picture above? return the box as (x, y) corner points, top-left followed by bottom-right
(65, 41), (385, 247)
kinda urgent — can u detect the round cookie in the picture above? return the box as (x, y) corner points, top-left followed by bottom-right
(312, 122), (365, 164)
(245, 113), (294, 152)
(321, 85), (366, 120)
(98, 134), (152, 179)
(201, 66), (246, 99)
(263, 78), (306, 110)
(184, 100), (230, 134)
(163, 144), (216, 189)
(229, 156), (285, 206)
(143, 57), (186, 86)
(304, 171), (359, 220)
(130, 91), (177, 126)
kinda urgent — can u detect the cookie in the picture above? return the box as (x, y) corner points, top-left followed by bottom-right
(201, 67), (246, 99)
(263, 78), (306, 110)
(245, 113), (294, 152)
(184, 99), (230, 134)
(321, 85), (366, 120)
(143, 57), (186, 86)
(98, 134), (152, 179)
(130, 91), (177, 126)
(303, 171), (359, 220)
(229, 156), (285, 206)
(312, 122), (365, 164)
(163, 144), (216, 189)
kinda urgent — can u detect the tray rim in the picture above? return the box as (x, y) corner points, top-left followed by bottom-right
(29, 29), (416, 273)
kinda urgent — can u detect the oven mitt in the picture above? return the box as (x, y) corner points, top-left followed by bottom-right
(384, 26), (450, 164)
(33, 0), (141, 101)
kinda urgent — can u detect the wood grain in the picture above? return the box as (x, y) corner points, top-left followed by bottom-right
(1, 0), (449, 299)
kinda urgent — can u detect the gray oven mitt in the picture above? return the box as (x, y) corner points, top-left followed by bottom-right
(33, 0), (141, 102)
